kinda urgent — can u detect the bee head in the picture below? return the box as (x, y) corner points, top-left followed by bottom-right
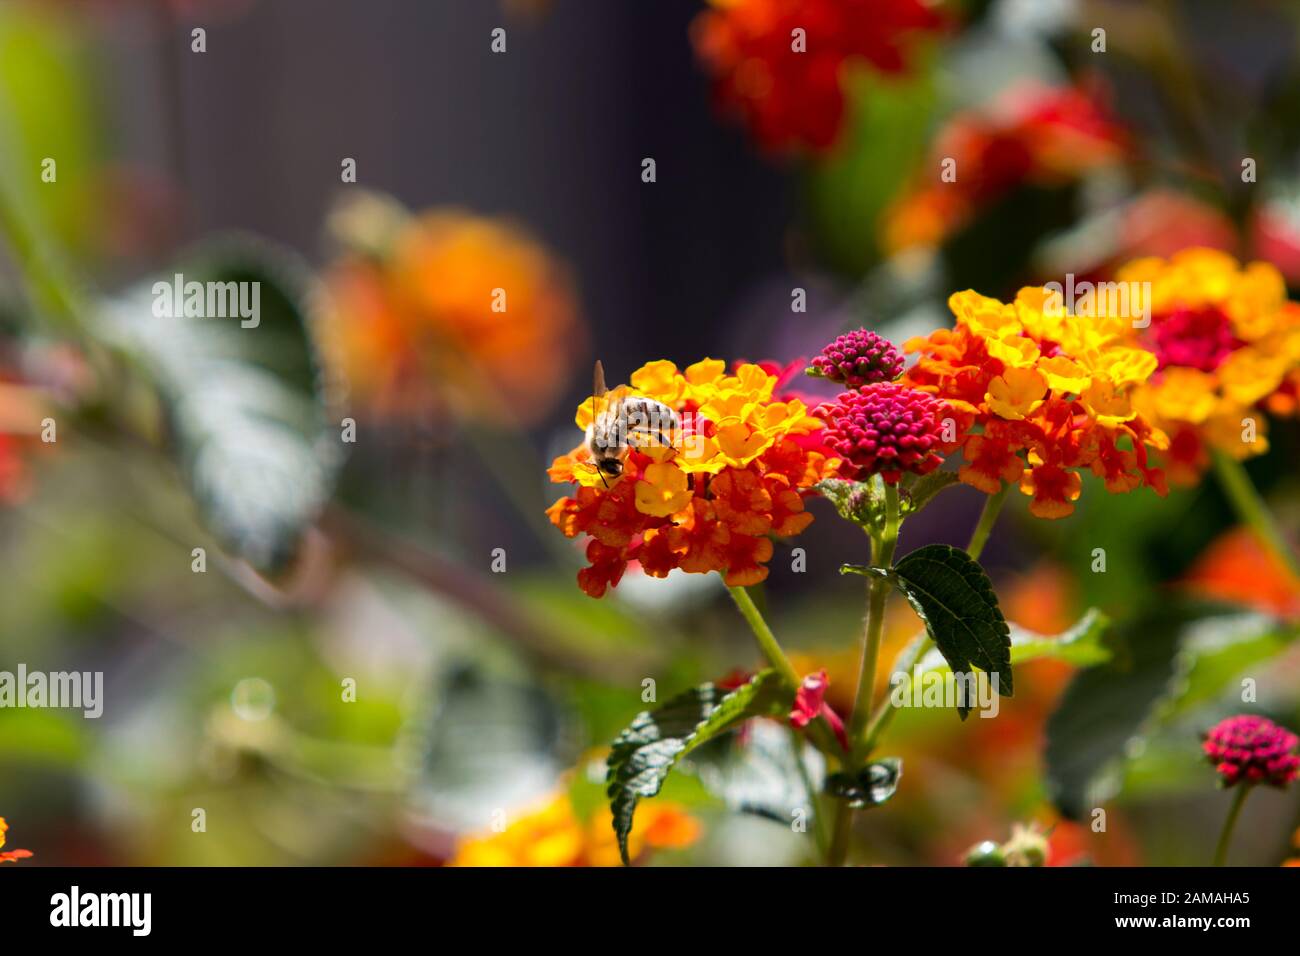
(598, 458), (623, 478)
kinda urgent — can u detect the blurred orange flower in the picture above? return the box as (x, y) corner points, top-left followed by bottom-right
(0, 817), (32, 863)
(449, 792), (698, 867)
(323, 193), (585, 426)
(0, 376), (53, 504)
(884, 84), (1126, 253)
(1182, 526), (1300, 619)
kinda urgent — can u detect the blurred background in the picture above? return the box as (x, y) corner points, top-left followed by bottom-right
(0, 0), (1297, 866)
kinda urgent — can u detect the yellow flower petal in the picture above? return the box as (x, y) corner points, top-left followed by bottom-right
(635, 461), (691, 517)
(985, 366), (1048, 420)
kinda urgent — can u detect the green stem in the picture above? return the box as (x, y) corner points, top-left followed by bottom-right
(1212, 785), (1252, 867)
(1211, 451), (1300, 582)
(829, 483), (901, 866)
(966, 481), (1011, 561)
(0, 182), (87, 337)
(725, 582), (842, 760)
(791, 725), (829, 860)
(726, 584), (801, 687)
(857, 485), (1012, 754)
(847, 484), (900, 744)
(827, 799), (854, 868)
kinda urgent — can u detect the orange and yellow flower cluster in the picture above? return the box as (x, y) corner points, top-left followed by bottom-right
(904, 287), (1168, 518)
(449, 792), (698, 867)
(324, 194), (585, 426)
(1116, 249), (1300, 483)
(0, 817), (32, 863)
(547, 360), (839, 597)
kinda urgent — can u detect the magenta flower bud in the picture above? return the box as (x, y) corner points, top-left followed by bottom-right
(809, 329), (905, 388)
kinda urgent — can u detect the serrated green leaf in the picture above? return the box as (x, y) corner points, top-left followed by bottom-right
(845, 544), (1012, 715)
(914, 607), (1112, 675)
(103, 235), (345, 572)
(605, 670), (790, 864)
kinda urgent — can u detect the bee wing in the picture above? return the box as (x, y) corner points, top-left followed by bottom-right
(593, 360), (607, 399)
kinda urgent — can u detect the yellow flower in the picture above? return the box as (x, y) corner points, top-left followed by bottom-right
(985, 367), (1048, 420)
(635, 462), (692, 517)
(1080, 377), (1136, 427)
(448, 791), (699, 867)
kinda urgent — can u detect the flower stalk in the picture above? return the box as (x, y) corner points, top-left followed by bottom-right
(1211, 451), (1300, 582)
(828, 482), (902, 865)
(1212, 785), (1251, 867)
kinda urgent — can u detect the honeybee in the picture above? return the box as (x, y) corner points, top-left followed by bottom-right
(586, 360), (680, 485)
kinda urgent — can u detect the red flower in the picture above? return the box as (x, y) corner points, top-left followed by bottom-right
(1203, 715), (1300, 788)
(691, 0), (943, 152)
(791, 670), (849, 750)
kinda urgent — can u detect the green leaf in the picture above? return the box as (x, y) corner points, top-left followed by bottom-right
(826, 758), (902, 809)
(900, 470), (961, 517)
(103, 235), (345, 572)
(693, 720), (825, 825)
(412, 663), (570, 834)
(605, 670), (790, 864)
(914, 607), (1112, 675)
(844, 543), (1012, 715)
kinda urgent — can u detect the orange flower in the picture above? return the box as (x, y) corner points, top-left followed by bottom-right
(0, 376), (52, 505)
(323, 192), (585, 425)
(449, 791), (699, 867)
(548, 359), (838, 596)
(0, 817), (32, 863)
(904, 289), (1167, 518)
(1181, 527), (1300, 620)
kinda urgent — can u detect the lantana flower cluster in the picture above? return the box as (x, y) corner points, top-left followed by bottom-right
(903, 287), (1168, 518)
(548, 360), (839, 597)
(1116, 249), (1300, 484)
